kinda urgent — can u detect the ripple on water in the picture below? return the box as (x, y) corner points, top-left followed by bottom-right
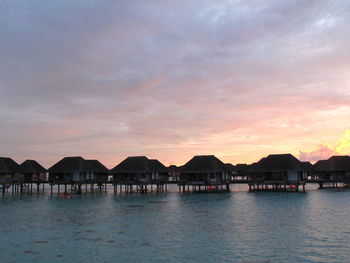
(148, 200), (168, 204)
(33, 240), (48, 244)
(23, 250), (39, 254)
(73, 237), (102, 242)
(126, 204), (144, 208)
(2, 191), (350, 263)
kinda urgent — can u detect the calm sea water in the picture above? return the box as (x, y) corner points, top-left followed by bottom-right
(1, 185), (350, 263)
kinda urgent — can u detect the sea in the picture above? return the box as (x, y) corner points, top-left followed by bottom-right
(1, 184), (350, 263)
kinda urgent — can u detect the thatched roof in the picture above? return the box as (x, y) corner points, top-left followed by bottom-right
(20, 160), (46, 174)
(168, 165), (178, 171)
(328, 156), (350, 171)
(48, 157), (86, 173)
(235, 163), (249, 171)
(314, 156), (350, 171)
(85, 160), (109, 174)
(49, 157), (110, 173)
(111, 156), (167, 173)
(180, 155), (227, 172)
(0, 157), (21, 174)
(149, 159), (168, 172)
(251, 154), (304, 172)
(313, 160), (329, 171)
(301, 161), (313, 171)
(225, 163), (235, 172)
(248, 162), (259, 172)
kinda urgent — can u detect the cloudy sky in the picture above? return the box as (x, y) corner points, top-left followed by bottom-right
(1, 0), (350, 168)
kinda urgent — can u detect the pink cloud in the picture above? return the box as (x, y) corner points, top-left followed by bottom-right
(299, 144), (336, 163)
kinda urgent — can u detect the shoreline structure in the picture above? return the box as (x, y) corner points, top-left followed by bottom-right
(1, 154), (350, 195)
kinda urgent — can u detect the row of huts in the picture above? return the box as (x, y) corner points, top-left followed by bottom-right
(1, 154), (350, 194)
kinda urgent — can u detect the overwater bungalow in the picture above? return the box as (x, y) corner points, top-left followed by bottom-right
(168, 165), (180, 182)
(20, 160), (47, 193)
(85, 160), (110, 184)
(232, 163), (250, 182)
(178, 155), (231, 192)
(302, 161), (313, 180)
(111, 156), (169, 193)
(20, 160), (47, 183)
(224, 163), (235, 180)
(248, 154), (308, 192)
(48, 156), (109, 193)
(313, 156), (350, 188)
(0, 157), (23, 194)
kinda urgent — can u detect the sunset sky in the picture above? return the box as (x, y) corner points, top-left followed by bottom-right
(1, 1), (350, 168)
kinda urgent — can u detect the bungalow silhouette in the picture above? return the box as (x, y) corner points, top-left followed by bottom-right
(179, 155), (231, 192)
(248, 154), (308, 192)
(301, 161), (313, 179)
(20, 160), (47, 183)
(168, 165), (180, 181)
(85, 160), (110, 184)
(48, 156), (109, 193)
(313, 156), (350, 188)
(20, 160), (47, 193)
(225, 163), (235, 180)
(232, 163), (250, 181)
(0, 157), (23, 194)
(111, 156), (169, 193)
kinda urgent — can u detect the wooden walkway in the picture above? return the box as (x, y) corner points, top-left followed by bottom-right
(3, 178), (350, 195)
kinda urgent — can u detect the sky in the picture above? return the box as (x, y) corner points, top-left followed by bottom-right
(1, 0), (350, 168)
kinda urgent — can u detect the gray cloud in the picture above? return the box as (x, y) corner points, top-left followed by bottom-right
(1, 0), (350, 166)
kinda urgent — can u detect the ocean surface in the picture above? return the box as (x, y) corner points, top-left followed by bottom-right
(1, 185), (350, 263)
